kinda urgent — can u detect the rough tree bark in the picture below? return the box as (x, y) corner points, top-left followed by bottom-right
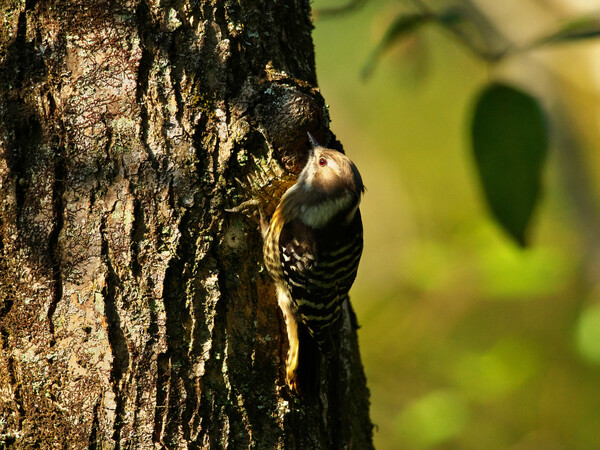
(0, 0), (373, 448)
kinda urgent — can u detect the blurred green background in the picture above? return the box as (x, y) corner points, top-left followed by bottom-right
(311, 0), (600, 448)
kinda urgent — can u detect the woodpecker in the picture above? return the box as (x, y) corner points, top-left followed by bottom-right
(263, 133), (364, 392)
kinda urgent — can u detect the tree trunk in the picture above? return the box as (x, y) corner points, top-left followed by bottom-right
(0, 0), (373, 448)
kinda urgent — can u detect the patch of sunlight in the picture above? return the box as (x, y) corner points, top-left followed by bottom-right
(404, 240), (454, 293)
(452, 336), (540, 401)
(393, 390), (470, 449)
(575, 302), (600, 365)
(474, 223), (571, 299)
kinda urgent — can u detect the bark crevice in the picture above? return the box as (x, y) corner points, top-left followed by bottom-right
(161, 209), (195, 444)
(100, 216), (130, 445)
(47, 149), (65, 346)
(130, 198), (144, 278)
(88, 397), (101, 449)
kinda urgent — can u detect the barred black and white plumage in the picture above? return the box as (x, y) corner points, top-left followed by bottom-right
(279, 214), (363, 345)
(263, 133), (364, 392)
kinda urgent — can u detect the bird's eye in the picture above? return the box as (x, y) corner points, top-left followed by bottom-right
(318, 157), (327, 167)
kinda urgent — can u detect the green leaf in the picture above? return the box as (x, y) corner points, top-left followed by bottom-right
(471, 82), (548, 246)
(361, 13), (432, 80)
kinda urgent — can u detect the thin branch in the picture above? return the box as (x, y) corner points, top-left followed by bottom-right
(313, 0), (368, 19)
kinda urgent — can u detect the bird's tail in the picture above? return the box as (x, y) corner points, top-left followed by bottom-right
(294, 323), (321, 396)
